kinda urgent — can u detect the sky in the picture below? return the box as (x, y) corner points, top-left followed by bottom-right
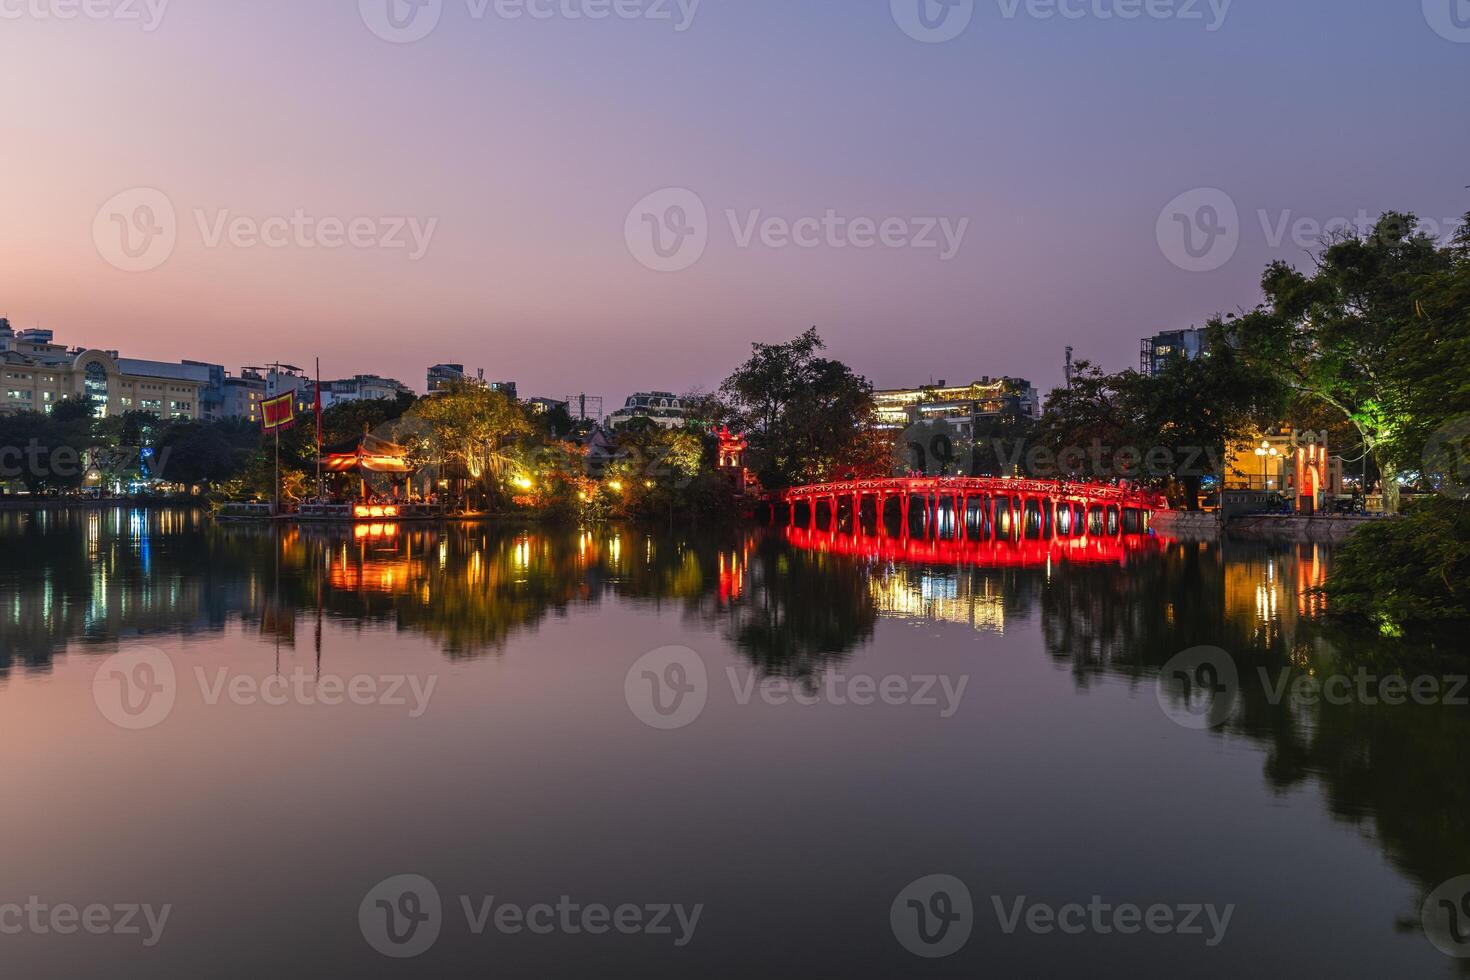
(0, 0), (1466, 405)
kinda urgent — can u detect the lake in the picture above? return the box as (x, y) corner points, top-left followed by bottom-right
(1, 508), (1466, 978)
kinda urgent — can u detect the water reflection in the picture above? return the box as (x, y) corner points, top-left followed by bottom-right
(2, 507), (1467, 955)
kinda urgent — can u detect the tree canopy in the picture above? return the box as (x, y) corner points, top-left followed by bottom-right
(719, 327), (877, 488)
(1209, 211), (1469, 512)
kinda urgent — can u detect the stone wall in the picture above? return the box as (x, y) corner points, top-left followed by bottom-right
(1150, 510), (1223, 539)
(1151, 510), (1386, 543)
(1225, 514), (1384, 543)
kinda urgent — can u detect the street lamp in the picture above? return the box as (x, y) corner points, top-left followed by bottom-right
(1253, 440), (1280, 491)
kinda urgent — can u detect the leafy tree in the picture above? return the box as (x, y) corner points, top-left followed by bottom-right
(1032, 354), (1281, 509)
(1032, 362), (1131, 473)
(1129, 348), (1284, 507)
(720, 328), (876, 488)
(1326, 497), (1470, 629)
(0, 399), (92, 493)
(532, 402), (577, 440)
(1209, 212), (1461, 512)
(153, 420), (239, 488)
(407, 380), (532, 504)
(320, 393), (414, 445)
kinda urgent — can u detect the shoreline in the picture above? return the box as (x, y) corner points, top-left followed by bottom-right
(0, 497), (207, 511)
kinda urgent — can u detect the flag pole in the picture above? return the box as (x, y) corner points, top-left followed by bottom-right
(271, 360), (279, 516)
(315, 357), (323, 502)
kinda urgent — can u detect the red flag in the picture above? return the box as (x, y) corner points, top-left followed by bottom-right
(261, 393), (296, 433)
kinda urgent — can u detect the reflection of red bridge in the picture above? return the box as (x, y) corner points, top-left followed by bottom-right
(771, 477), (1167, 566)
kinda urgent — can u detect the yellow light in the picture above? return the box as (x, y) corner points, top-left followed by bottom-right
(645, 480), (656, 489)
(383, 505), (399, 518)
(370, 505), (385, 518)
(514, 476), (534, 491)
(355, 505), (371, 519)
(608, 481), (623, 492)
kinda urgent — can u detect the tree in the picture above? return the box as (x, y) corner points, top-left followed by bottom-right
(1032, 354), (1282, 509)
(321, 393), (414, 445)
(1130, 348), (1284, 507)
(720, 328), (876, 488)
(406, 380), (532, 504)
(1031, 362), (1136, 480)
(1209, 212), (1461, 512)
(153, 420), (238, 489)
(0, 399), (92, 494)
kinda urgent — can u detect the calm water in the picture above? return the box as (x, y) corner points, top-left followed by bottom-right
(1, 508), (1467, 978)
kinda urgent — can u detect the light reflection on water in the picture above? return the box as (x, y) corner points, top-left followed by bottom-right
(0, 507), (1465, 978)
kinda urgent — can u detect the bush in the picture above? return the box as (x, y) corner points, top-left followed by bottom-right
(1324, 497), (1470, 631)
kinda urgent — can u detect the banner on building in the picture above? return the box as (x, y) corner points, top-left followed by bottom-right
(261, 393), (297, 433)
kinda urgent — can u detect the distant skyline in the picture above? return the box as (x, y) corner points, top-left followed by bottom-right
(1, 0), (1465, 404)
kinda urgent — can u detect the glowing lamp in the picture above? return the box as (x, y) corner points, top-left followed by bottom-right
(355, 506), (371, 519)
(383, 506), (399, 518)
(608, 481), (624, 492)
(370, 506), (385, 518)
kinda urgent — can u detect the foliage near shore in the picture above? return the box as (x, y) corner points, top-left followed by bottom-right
(1324, 498), (1470, 631)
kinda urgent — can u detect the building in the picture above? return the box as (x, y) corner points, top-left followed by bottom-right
(427, 364), (464, 392)
(527, 397), (568, 415)
(222, 369), (269, 423)
(873, 378), (1040, 433)
(606, 391), (689, 430)
(1, 325), (206, 420)
(1223, 426), (1344, 514)
(1141, 327), (1209, 376)
(310, 374), (413, 411)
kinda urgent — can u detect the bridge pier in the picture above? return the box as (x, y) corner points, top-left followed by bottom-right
(776, 478), (1159, 545)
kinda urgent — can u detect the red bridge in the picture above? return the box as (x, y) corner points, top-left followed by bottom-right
(768, 477), (1164, 548)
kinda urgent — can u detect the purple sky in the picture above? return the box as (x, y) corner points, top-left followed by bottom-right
(1, 0), (1465, 403)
